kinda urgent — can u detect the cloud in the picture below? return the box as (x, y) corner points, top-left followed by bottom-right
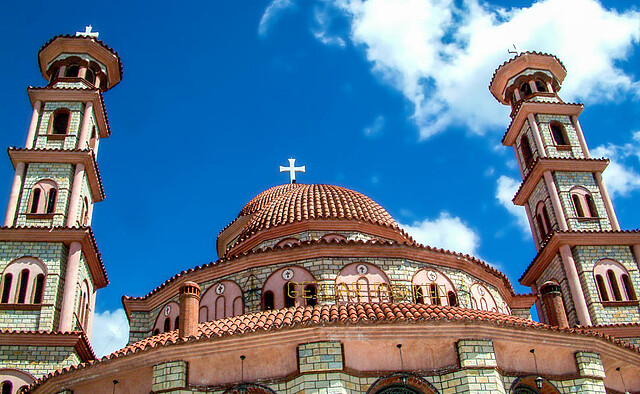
(91, 309), (130, 358)
(329, 0), (640, 139)
(312, 5), (347, 47)
(400, 212), (479, 255)
(496, 175), (530, 234)
(259, 0), (295, 37)
(591, 132), (640, 197)
(364, 115), (385, 137)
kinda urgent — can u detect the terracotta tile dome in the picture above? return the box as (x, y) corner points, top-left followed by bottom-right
(240, 184), (399, 236)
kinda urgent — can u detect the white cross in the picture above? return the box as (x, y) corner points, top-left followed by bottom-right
(279, 158), (305, 184)
(76, 25), (99, 38)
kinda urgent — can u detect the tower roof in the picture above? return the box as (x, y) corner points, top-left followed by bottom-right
(489, 51), (566, 105)
(38, 35), (123, 89)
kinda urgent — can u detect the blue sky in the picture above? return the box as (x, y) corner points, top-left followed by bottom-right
(0, 0), (639, 356)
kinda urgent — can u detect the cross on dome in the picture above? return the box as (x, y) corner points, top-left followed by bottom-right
(279, 158), (305, 184)
(76, 25), (99, 38)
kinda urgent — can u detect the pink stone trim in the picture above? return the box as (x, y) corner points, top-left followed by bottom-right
(559, 244), (592, 326)
(524, 203), (540, 251)
(4, 162), (25, 226)
(65, 163), (85, 227)
(594, 172), (620, 231)
(571, 115), (590, 158)
(514, 146), (524, 178)
(543, 171), (568, 231)
(77, 101), (94, 149)
(633, 245), (640, 271)
(527, 114), (546, 157)
(59, 241), (82, 331)
(25, 100), (41, 149)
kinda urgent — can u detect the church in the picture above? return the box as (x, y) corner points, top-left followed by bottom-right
(0, 29), (639, 394)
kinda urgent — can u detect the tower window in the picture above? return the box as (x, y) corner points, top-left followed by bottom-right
(46, 188), (57, 214)
(520, 81), (532, 97)
(570, 187), (597, 219)
(585, 194), (598, 217)
(49, 67), (60, 82)
(572, 194), (585, 218)
(33, 273), (45, 304)
(263, 290), (274, 310)
(28, 180), (58, 215)
(85, 68), (96, 84)
(519, 135), (534, 168)
(594, 260), (637, 302)
(607, 269), (622, 301)
(622, 274), (637, 301)
(535, 79), (548, 92)
(1, 273), (12, 303)
(596, 275), (609, 301)
(535, 201), (552, 241)
(447, 291), (458, 307)
(1, 258), (47, 305)
(65, 64), (79, 78)
(51, 110), (70, 135)
(174, 316), (179, 330)
(550, 122), (568, 146)
(29, 188), (41, 213)
(16, 269), (30, 304)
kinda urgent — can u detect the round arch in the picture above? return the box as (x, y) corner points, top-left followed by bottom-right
(222, 383), (277, 394)
(335, 262), (392, 304)
(0, 368), (35, 394)
(509, 375), (560, 393)
(469, 283), (498, 312)
(411, 268), (457, 306)
(152, 301), (180, 335)
(366, 372), (438, 394)
(200, 280), (244, 322)
(262, 266), (316, 310)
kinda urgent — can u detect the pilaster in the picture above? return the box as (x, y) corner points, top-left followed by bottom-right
(152, 360), (188, 392)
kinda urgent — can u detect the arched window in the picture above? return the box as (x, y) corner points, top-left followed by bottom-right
(153, 302), (179, 334)
(49, 67), (60, 82)
(535, 79), (548, 93)
(163, 317), (170, 332)
(65, 64), (79, 78)
(535, 202), (552, 240)
(411, 268), (457, 306)
(76, 280), (91, 329)
(51, 110), (70, 135)
(550, 122), (568, 146)
(153, 328), (160, 336)
(1, 381), (11, 394)
(335, 262), (392, 304)
(28, 180), (58, 215)
(469, 283), (499, 312)
(16, 269), (29, 304)
(199, 280), (244, 321)
(263, 291), (274, 310)
(520, 81), (532, 97)
(32, 274), (45, 304)
(447, 291), (458, 306)
(174, 316), (179, 330)
(570, 187), (597, 219)
(262, 266), (316, 309)
(84, 68), (96, 84)
(510, 376), (560, 393)
(594, 260), (637, 302)
(520, 135), (534, 168)
(1, 274), (12, 303)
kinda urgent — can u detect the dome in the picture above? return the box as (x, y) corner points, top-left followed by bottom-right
(238, 183), (304, 217)
(240, 184), (399, 236)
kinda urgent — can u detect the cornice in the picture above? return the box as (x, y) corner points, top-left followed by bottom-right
(512, 158), (609, 206)
(0, 330), (95, 362)
(0, 226), (108, 288)
(27, 87), (111, 138)
(8, 147), (105, 202)
(503, 101), (583, 146)
(520, 230), (640, 286)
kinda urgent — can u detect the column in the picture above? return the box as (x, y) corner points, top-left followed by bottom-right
(66, 164), (85, 227)
(4, 162), (25, 226)
(25, 100), (42, 149)
(594, 172), (620, 230)
(528, 113), (546, 157)
(152, 361), (188, 392)
(514, 146), (525, 178)
(543, 171), (568, 231)
(59, 241), (82, 331)
(571, 115), (590, 158)
(559, 245), (592, 326)
(77, 101), (94, 149)
(78, 65), (87, 80)
(58, 65), (67, 78)
(94, 75), (101, 89)
(524, 204), (541, 250)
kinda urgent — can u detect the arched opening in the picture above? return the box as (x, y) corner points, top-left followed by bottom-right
(535, 79), (547, 93)
(607, 269), (622, 301)
(49, 67), (60, 82)
(29, 189), (41, 214)
(550, 122), (568, 146)
(284, 282), (296, 307)
(595, 274), (609, 301)
(367, 373), (438, 394)
(51, 110), (70, 135)
(305, 284), (317, 306)
(263, 290), (274, 310)
(572, 194), (585, 218)
(28, 180), (59, 215)
(46, 189), (57, 214)
(1, 274), (12, 303)
(1, 381), (11, 394)
(16, 269), (29, 304)
(621, 274), (637, 301)
(412, 269), (457, 306)
(585, 194), (597, 217)
(427, 283), (441, 305)
(262, 266), (316, 309)
(594, 259), (636, 302)
(413, 285), (424, 304)
(509, 375), (560, 393)
(163, 317), (170, 332)
(447, 291), (457, 306)
(174, 316), (180, 330)
(65, 64), (79, 78)
(469, 283), (498, 312)
(520, 81), (532, 97)
(222, 384), (277, 394)
(84, 68), (96, 84)
(520, 135), (534, 168)
(32, 274), (45, 304)
(153, 329), (160, 336)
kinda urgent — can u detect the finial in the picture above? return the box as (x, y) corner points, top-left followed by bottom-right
(279, 158), (305, 184)
(76, 25), (99, 38)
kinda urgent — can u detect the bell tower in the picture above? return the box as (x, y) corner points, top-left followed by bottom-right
(489, 52), (640, 339)
(0, 27), (122, 390)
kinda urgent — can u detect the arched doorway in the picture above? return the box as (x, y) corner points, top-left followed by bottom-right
(367, 373), (438, 394)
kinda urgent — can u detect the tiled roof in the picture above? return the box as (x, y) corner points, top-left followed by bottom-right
(238, 184), (399, 240)
(489, 51), (566, 93)
(123, 237), (521, 303)
(0, 329), (95, 361)
(38, 34), (123, 82)
(238, 183), (304, 217)
(32, 302), (639, 387)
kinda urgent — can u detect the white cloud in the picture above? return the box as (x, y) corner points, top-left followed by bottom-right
(400, 212), (479, 255)
(329, 0), (640, 139)
(91, 309), (130, 358)
(259, 0), (295, 37)
(364, 115), (385, 137)
(496, 175), (530, 234)
(591, 132), (640, 197)
(312, 5), (347, 47)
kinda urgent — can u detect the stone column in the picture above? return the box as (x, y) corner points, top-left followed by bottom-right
(543, 171), (568, 231)
(66, 164), (85, 227)
(559, 245), (592, 326)
(4, 162), (25, 226)
(571, 115), (590, 158)
(77, 101), (94, 149)
(94, 75), (101, 89)
(78, 65), (87, 80)
(25, 100), (42, 149)
(573, 352), (607, 392)
(58, 65), (67, 78)
(152, 361), (188, 392)
(456, 339), (506, 393)
(527, 113), (546, 157)
(594, 172), (620, 231)
(179, 281), (201, 338)
(59, 241), (82, 331)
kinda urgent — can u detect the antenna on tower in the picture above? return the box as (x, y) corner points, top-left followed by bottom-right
(508, 44), (519, 55)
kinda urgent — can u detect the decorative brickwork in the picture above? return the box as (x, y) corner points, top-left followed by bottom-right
(298, 341), (343, 372)
(575, 351), (605, 379)
(535, 114), (584, 159)
(457, 339), (497, 368)
(152, 360), (188, 392)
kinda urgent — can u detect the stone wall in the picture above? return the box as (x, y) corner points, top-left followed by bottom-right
(554, 171), (611, 231)
(0, 345), (80, 380)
